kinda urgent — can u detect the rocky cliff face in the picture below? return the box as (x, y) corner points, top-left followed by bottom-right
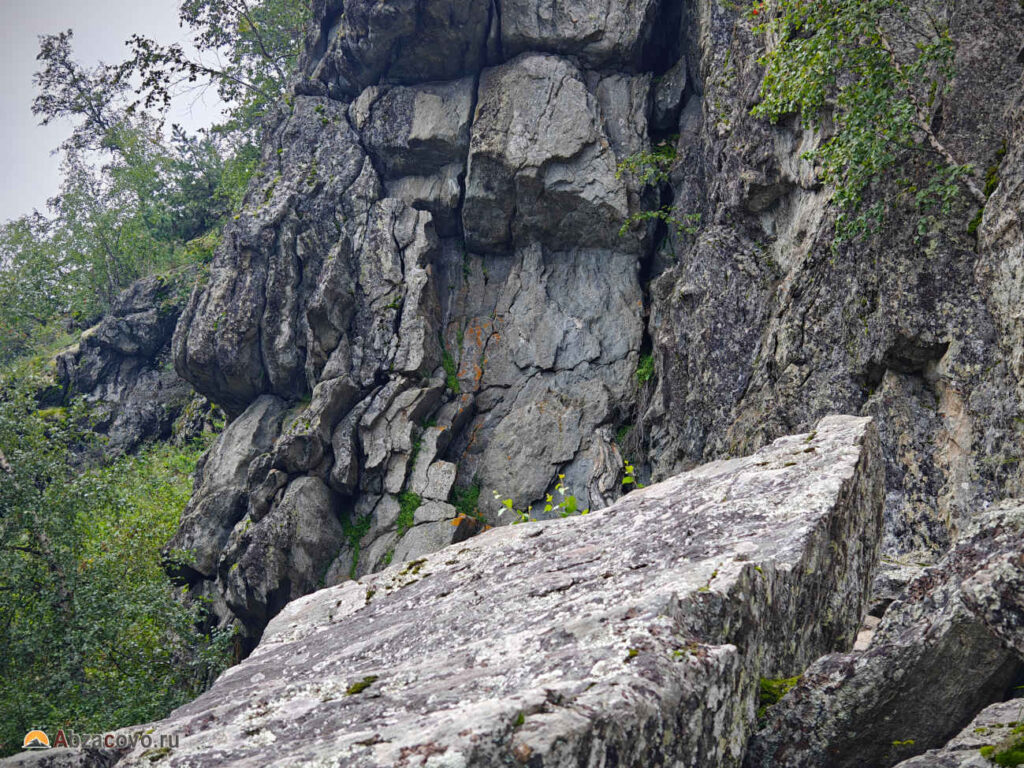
(55, 270), (216, 456)
(166, 0), (1024, 650)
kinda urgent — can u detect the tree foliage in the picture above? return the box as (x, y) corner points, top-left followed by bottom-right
(0, 388), (230, 755)
(122, 0), (311, 144)
(0, 0), (310, 345)
(751, 0), (984, 243)
(0, 1), (311, 749)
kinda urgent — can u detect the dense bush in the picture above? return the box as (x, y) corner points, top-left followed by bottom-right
(0, 386), (230, 756)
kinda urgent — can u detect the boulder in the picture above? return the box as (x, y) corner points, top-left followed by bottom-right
(891, 699), (1024, 768)
(88, 415), (882, 767)
(744, 502), (1024, 768)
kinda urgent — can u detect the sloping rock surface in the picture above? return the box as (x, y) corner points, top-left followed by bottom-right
(745, 501), (1024, 768)
(98, 415), (878, 767)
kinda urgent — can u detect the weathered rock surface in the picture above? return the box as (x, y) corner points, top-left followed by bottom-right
(84, 415), (882, 767)
(891, 699), (1024, 768)
(963, 546), (1024, 658)
(170, 0), (662, 637)
(169, 0), (1024, 654)
(55, 270), (211, 455)
(645, 0), (1024, 575)
(744, 501), (1024, 768)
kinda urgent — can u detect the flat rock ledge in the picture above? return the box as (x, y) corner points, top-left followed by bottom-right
(16, 416), (882, 768)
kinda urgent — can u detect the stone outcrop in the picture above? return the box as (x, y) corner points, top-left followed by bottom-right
(78, 415), (882, 768)
(169, 0), (669, 637)
(55, 270), (212, 456)
(644, 0), (1024, 578)
(892, 699), (1024, 768)
(744, 501), (1024, 768)
(162, 0), (1024, 645)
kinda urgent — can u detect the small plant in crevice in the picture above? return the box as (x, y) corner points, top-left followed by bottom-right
(615, 138), (678, 186)
(615, 139), (701, 244)
(442, 346), (460, 395)
(757, 676), (802, 723)
(450, 481), (484, 522)
(635, 353), (655, 386)
(341, 512), (372, 579)
(614, 424), (633, 446)
(492, 475), (590, 525)
(620, 207), (701, 239)
(396, 492), (421, 538)
(622, 461), (644, 491)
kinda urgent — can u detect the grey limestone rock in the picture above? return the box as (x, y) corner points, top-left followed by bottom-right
(164, 395), (288, 584)
(301, 0), (492, 98)
(891, 699), (1024, 768)
(84, 415), (884, 768)
(463, 53), (633, 254)
(744, 502), (1024, 768)
(644, 0), (1024, 576)
(55, 270), (201, 456)
(500, 0), (666, 70)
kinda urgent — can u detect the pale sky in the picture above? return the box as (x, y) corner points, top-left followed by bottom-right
(0, 0), (224, 223)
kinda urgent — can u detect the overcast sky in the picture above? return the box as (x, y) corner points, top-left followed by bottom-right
(0, 0), (224, 223)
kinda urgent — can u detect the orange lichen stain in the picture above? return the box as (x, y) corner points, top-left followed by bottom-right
(464, 422), (483, 451)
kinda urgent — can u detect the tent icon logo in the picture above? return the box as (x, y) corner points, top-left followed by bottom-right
(22, 730), (51, 750)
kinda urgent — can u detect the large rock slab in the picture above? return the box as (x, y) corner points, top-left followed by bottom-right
(96, 415), (881, 767)
(745, 502), (1024, 768)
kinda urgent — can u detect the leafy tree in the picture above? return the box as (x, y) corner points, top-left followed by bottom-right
(32, 30), (131, 155)
(123, 0), (311, 145)
(751, 0), (985, 243)
(0, 216), (65, 361)
(0, 388), (230, 756)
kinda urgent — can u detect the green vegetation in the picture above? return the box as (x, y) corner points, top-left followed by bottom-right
(341, 513), (373, 580)
(396, 492), (422, 538)
(751, 0), (985, 245)
(0, 387), (230, 756)
(615, 140), (702, 240)
(344, 675), (378, 696)
(450, 482), (483, 521)
(493, 474), (590, 524)
(635, 353), (655, 386)
(979, 722), (1024, 766)
(0, 0), (310, 364)
(757, 676), (802, 722)
(615, 139), (677, 186)
(442, 347), (461, 395)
